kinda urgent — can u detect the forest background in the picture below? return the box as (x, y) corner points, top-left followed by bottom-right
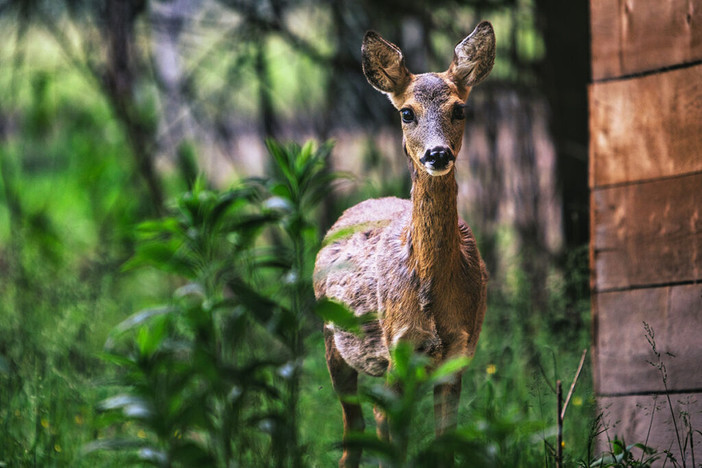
(0, 0), (596, 466)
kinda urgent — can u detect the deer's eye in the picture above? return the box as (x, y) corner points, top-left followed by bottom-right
(400, 108), (415, 123)
(452, 103), (466, 120)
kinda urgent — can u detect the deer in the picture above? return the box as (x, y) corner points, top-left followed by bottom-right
(313, 21), (494, 468)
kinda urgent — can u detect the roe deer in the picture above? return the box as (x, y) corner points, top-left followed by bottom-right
(314, 21), (494, 468)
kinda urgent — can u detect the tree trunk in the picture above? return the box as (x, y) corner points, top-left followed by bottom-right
(103, 0), (164, 215)
(533, 0), (590, 249)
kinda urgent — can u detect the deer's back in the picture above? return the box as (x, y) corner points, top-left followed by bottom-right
(314, 197), (410, 312)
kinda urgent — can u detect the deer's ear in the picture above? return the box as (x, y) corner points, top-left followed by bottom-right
(448, 21), (496, 89)
(362, 31), (412, 95)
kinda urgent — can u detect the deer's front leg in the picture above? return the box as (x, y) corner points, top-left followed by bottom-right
(433, 375), (462, 466)
(325, 328), (365, 468)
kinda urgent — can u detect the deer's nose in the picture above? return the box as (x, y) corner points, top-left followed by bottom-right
(420, 146), (455, 171)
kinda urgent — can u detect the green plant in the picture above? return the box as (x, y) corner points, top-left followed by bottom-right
(86, 181), (281, 466)
(589, 437), (661, 468)
(336, 342), (547, 468)
(85, 140), (353, 467)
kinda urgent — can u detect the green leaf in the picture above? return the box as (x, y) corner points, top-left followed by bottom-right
(98, 351), (138, 368)
(110, 306), (174, 337)
(321, 220), (391, 248)
(314, 298), (369, 335)
(81, 437), (148, 456)
(137, 447), (168, 466)
(207, 186), (255, 226)
(389, 342), (413, 378)
(98, 394), (153, 420)
(628, 442), (657, 455)
(589, 454), (616, 467)
(269, 182), (293, 201)
(430, 356), (471, 384)
(136, 314), (169, 357)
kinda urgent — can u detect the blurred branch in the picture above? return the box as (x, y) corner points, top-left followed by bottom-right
(215, 0), (331, 65)
(34, 8), (102, 88)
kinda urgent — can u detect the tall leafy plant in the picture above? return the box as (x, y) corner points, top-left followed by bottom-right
(87, 140), (343, 467)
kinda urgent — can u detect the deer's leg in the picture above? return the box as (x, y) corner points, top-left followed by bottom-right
(373, 404), (390, 468)
(325, 327), (364, 468)
(373, 404), (388, 442)
(433, 375), (462, 467)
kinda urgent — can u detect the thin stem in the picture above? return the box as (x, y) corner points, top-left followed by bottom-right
(560, 348), (587, 421)
(640, 395), (657, 465)
(664, 388), (686, 468)
(556, 380), (563, 468)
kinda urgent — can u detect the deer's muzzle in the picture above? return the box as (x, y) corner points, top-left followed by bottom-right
(420, 146), (455, 175)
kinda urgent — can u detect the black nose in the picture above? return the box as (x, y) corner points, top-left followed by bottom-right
(420, 147), (455, 170)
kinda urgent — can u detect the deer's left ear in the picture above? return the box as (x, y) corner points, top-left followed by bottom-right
(362, 31), (412, 95)
(448, 21), (496, 89)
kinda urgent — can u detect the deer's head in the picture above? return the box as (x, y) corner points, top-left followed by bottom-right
(362, 22), (495, 177)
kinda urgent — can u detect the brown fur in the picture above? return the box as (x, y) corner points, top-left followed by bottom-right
(314, 22), (495, 468)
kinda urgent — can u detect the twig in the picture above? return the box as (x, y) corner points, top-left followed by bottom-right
(561, 348), (587, 420)
(556, 348), (587, 468)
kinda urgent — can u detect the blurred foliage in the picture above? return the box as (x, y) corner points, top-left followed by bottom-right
(0, 1), (598, 467)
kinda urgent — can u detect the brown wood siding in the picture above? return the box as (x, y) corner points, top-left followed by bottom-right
(590, 2), (702, 464)
(593, 284), (702, 395)
(589, 64), (702, 188)
(591, 173), (702, 291)
(591, 0), (702, 81)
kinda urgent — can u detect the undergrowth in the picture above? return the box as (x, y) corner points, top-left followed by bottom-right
(4, 134), (695, 467)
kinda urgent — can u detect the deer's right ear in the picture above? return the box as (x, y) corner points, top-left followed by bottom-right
(362, 31), (412, 95)
(448, 21), (496, 89)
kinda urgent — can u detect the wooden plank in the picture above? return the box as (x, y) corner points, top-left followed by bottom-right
(589, 64), (702, 188)
(591, 173), (702, 291)
(590, 0), (623, 80)
(593, 284), (702, 395)
(597, 393), (702, 466)
(591, 0), (702, 81)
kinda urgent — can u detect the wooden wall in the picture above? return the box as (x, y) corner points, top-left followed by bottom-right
(590, 0), (702, 464)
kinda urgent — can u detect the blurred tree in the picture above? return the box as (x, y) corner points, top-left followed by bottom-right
(533, 0), (590, 249)
(1, 0), (164, 215)
(102, 0), (164, 214)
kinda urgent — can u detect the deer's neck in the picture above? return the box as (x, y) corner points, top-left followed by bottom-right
(407, 168), (461, 280)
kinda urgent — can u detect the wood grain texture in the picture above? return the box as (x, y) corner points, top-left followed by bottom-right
(593, 284), (702, 395)
(597, 393), (702, 466)
(591, 0), (702, 81)
(589, 64), (702, 188)
(591, 173), (702, 291)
